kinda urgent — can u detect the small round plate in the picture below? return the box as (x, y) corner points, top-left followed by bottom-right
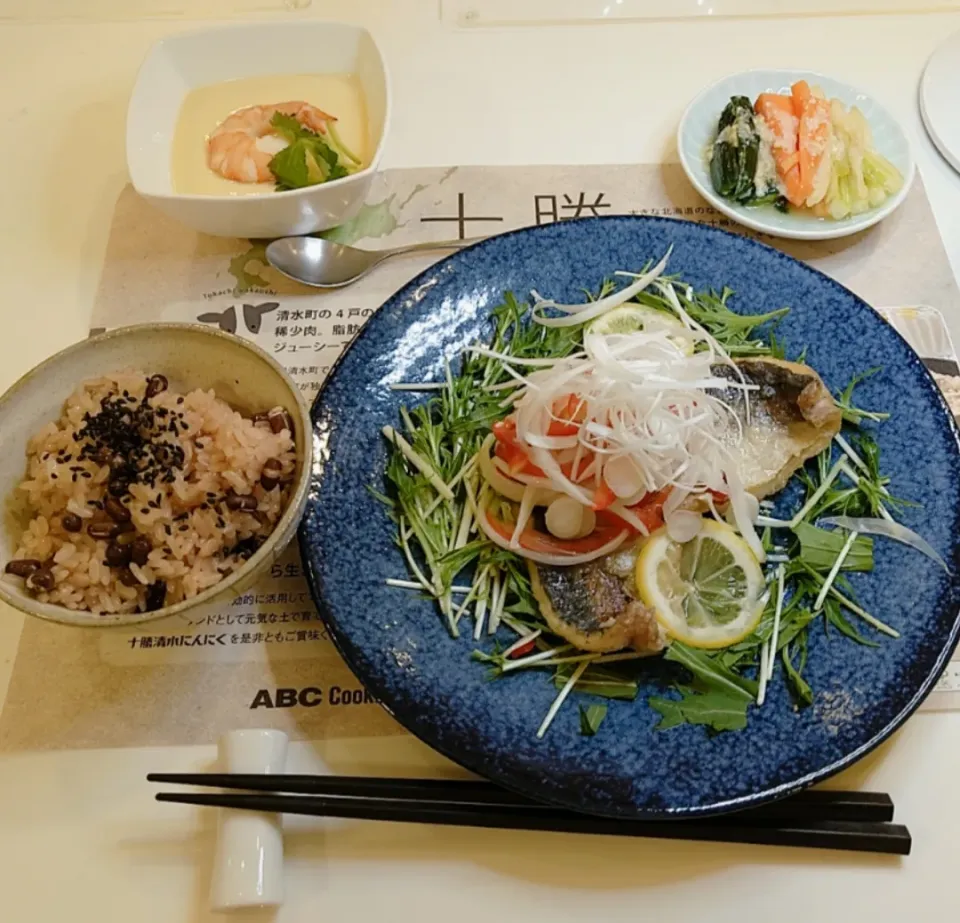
(677, 69), (915, 241)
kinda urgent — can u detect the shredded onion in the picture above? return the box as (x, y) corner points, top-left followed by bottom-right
(530, 250), (672, 327)
(510, 486), (539, 548)
(606, 501), (652, 536)
(497, 266), (762, 557)
(476, 500), (628, 566)
(819, 516), (951, 572)
(477, 435), (558, 505)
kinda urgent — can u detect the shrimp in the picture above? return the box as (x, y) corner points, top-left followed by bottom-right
(206, 101), (336, 184)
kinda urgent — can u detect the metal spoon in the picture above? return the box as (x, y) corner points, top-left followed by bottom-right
(265, 235), (486, 289)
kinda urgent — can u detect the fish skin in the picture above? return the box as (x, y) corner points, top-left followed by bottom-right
(529, 550), (666, 654)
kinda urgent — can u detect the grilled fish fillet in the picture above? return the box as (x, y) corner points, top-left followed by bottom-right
(715, 357), (842, 498)
(529, 544), (667, 654)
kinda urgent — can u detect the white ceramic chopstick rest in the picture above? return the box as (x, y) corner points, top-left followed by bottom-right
(209, 729), (289, 912)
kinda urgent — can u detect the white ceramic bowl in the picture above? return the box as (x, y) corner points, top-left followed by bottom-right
(677, 69), (915, 241)
(126, 21), (390, 239)
(0, 325), (312, 627)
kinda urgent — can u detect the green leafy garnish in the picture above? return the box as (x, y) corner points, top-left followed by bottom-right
(835, 367), (890, 424)
(268, 112), (350, 191)
(554, 663), (639, 701)
(579, 704), (608, 736)
(650, 686), (752, 732)
(793, 521), (873, 572)
(649, 642), (757, 734)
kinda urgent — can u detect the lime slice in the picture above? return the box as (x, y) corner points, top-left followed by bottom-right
(589, 304), (694, 354)
(635, 519), (765, 649)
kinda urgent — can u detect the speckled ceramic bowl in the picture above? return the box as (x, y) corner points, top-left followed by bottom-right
(0, 324), (312, 628)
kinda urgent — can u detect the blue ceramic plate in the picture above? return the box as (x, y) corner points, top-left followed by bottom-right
(300, 217), (960, 818)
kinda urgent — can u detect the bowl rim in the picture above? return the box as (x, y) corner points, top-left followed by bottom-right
(0, 322), (313, 628)
(126, 19), (392, 203)
(676, 67), (916, 242)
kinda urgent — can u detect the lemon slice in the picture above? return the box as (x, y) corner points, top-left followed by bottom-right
(589, 304), (694, 354)
(636, 519), (765, 649)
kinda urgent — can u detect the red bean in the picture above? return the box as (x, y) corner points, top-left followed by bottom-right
(5, 559), (42, 578)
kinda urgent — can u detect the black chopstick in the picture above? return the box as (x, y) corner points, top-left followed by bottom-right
(146, 773), (895, 824)
(153, 789), (910, 855)
(148, 774), (908, 854)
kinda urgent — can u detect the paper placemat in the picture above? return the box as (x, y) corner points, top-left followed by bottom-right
(2, 162), (959, 753)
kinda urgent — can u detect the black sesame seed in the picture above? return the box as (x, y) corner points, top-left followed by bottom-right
(145, 581), (167, 611)
(81, 472), (92, 479)
(164, 525), (172, 536)
(51, 473), (58, 480)
(140, 508), (150, 515)
(176, 397), (184, 405)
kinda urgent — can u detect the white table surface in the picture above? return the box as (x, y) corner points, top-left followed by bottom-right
(1, 3), (960, 920)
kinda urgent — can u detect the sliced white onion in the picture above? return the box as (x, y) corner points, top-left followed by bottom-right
(510, 486), (538, 548)
(476, 435), (526, 502)
(476, 501), (628, 566)
(606, 501), (652, 537)
(724, 465), (765, 562)
(666, 509), (704, 543)
(663, 486), (689, 519)
(819, 516), (950, 573)
(477, 435), (560, 506)
(545, 496), (588, 540)
(530, 250), (671, 327)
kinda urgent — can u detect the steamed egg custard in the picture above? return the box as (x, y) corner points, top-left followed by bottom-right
(171, 73), (369, 196)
